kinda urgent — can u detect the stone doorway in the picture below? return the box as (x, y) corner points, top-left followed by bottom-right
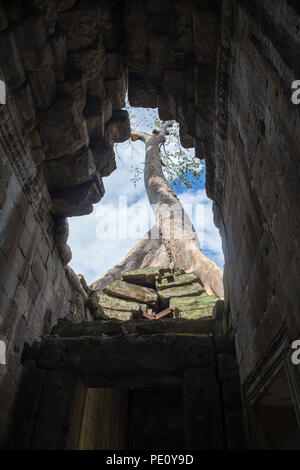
(78, 386), (185, 450)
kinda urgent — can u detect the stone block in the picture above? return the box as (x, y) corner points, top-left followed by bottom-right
(224, 408), (247, 449)
(50, 29), (67, 81)
(51, 173), (105, 217)
(28, 68), (56, 109)
(44, 146), (96, 190)
(184, 368), (224, 449)
(89, 137), (116, 177)
(104, 75), (127, 110)
(163, 69), (184, 96)
(103, 280), (158, 307)
(218, 353), (240, 382)
(0, 30), (25, 90)
(105, 110), (130, 144)
(14, 15), (54, 71)
(156, 273), (199, 290)
(69, 48), (103, 81)
(97, 294), (145, 316)
(128, 73), (157, 108)
(36, 334), (215, 386)
(56, 6), (100, 51)
(38, 97), (89, 159)
(222, 381), (242, 409)
(159, 283), (206, 307)
(104, 52), (124, 80)
(0, 1), (8, 31)
(57, 72), (87, 113)
(122, 267), (171, 288)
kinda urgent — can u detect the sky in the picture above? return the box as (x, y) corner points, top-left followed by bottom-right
(68, 106), (224, 285)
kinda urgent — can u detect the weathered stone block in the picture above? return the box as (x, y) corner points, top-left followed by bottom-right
(69, 49), (103, 81)
(128, 73), (157, 108)
(184, 368), (224, 449)
(35, 334), (215, 385)
(159, 283), (205, 307)
(218, 354), (240, 382)
(122, 267), (171, 288)
(51, 173), (104, 217)
(14, 15), (54, 71)
(222, 381), (242, 409)
(104, 75), (127, 110)
(156, 273), (199, 290)
(105, 110), (130, 144)
(50, 29), (67, 81)
(56, 6), (100, 51)
(97, 294), (145, 315)
(38, 97), (89, 159)
(57, 73), (87, 113)
(13, 83), (36, 133)
(90, 137), (116, 177)
(103, 280), (158, 307)
(0, 1), (8, 31)
(0, 30), (25, 90)
(28, 68), (56, 109)
(224, 409), (247, 449)
(163, 69), (184, 96)
(44, 146), (96, 190)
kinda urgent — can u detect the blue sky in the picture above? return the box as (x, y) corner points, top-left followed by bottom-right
(68, 107), (224, 285)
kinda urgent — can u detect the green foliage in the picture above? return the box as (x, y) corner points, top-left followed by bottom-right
(116, 105), (204, 189)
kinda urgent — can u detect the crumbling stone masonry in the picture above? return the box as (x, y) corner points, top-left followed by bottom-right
(0, 0), (300, 449)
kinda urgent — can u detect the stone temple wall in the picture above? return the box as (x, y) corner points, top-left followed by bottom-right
(0, 0), (299, 447)
(0, 0), (130, 444)
(216, 0), (300, 385)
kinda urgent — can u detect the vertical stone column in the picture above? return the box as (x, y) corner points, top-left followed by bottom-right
(31, 369), (87, 450)
(183, 368), (225, 449)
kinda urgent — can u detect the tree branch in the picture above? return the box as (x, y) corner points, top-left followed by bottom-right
(131, 130), (151, 144)
(158, 120), (174, 144)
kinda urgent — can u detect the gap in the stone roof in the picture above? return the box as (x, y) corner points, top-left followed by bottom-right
(67, 101), (224, 286)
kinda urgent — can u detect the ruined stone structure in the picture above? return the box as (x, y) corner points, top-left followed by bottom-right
(0, 0), (300, 450)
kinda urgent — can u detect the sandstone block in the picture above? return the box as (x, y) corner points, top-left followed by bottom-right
(38, 97), (89, 159)
(51, 173), (104, 217)
(218, 354), (240, 382)
(44, 146), (96, 190)
(90, 137), (116, 177)
(0, 30), (25, 90)
(96, 308), (133, 321)
(14, 16), (54, 71)
(0, 1), (8, 31)
(13, 82), (36, 133)
(159, 283), (205, 307)
(69, 49), (103, 82)
(50, 29), (67, 81)
(97, 294), (145, 315)
(103, 280), (158, 307)
(156, 273), (199, 290)
(28, 68), (56, 109)
(56, 6), (100, 51)
(105, 110), (130, 144)
(122, 267), (171, 288)
(104, 75), (127, 110)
